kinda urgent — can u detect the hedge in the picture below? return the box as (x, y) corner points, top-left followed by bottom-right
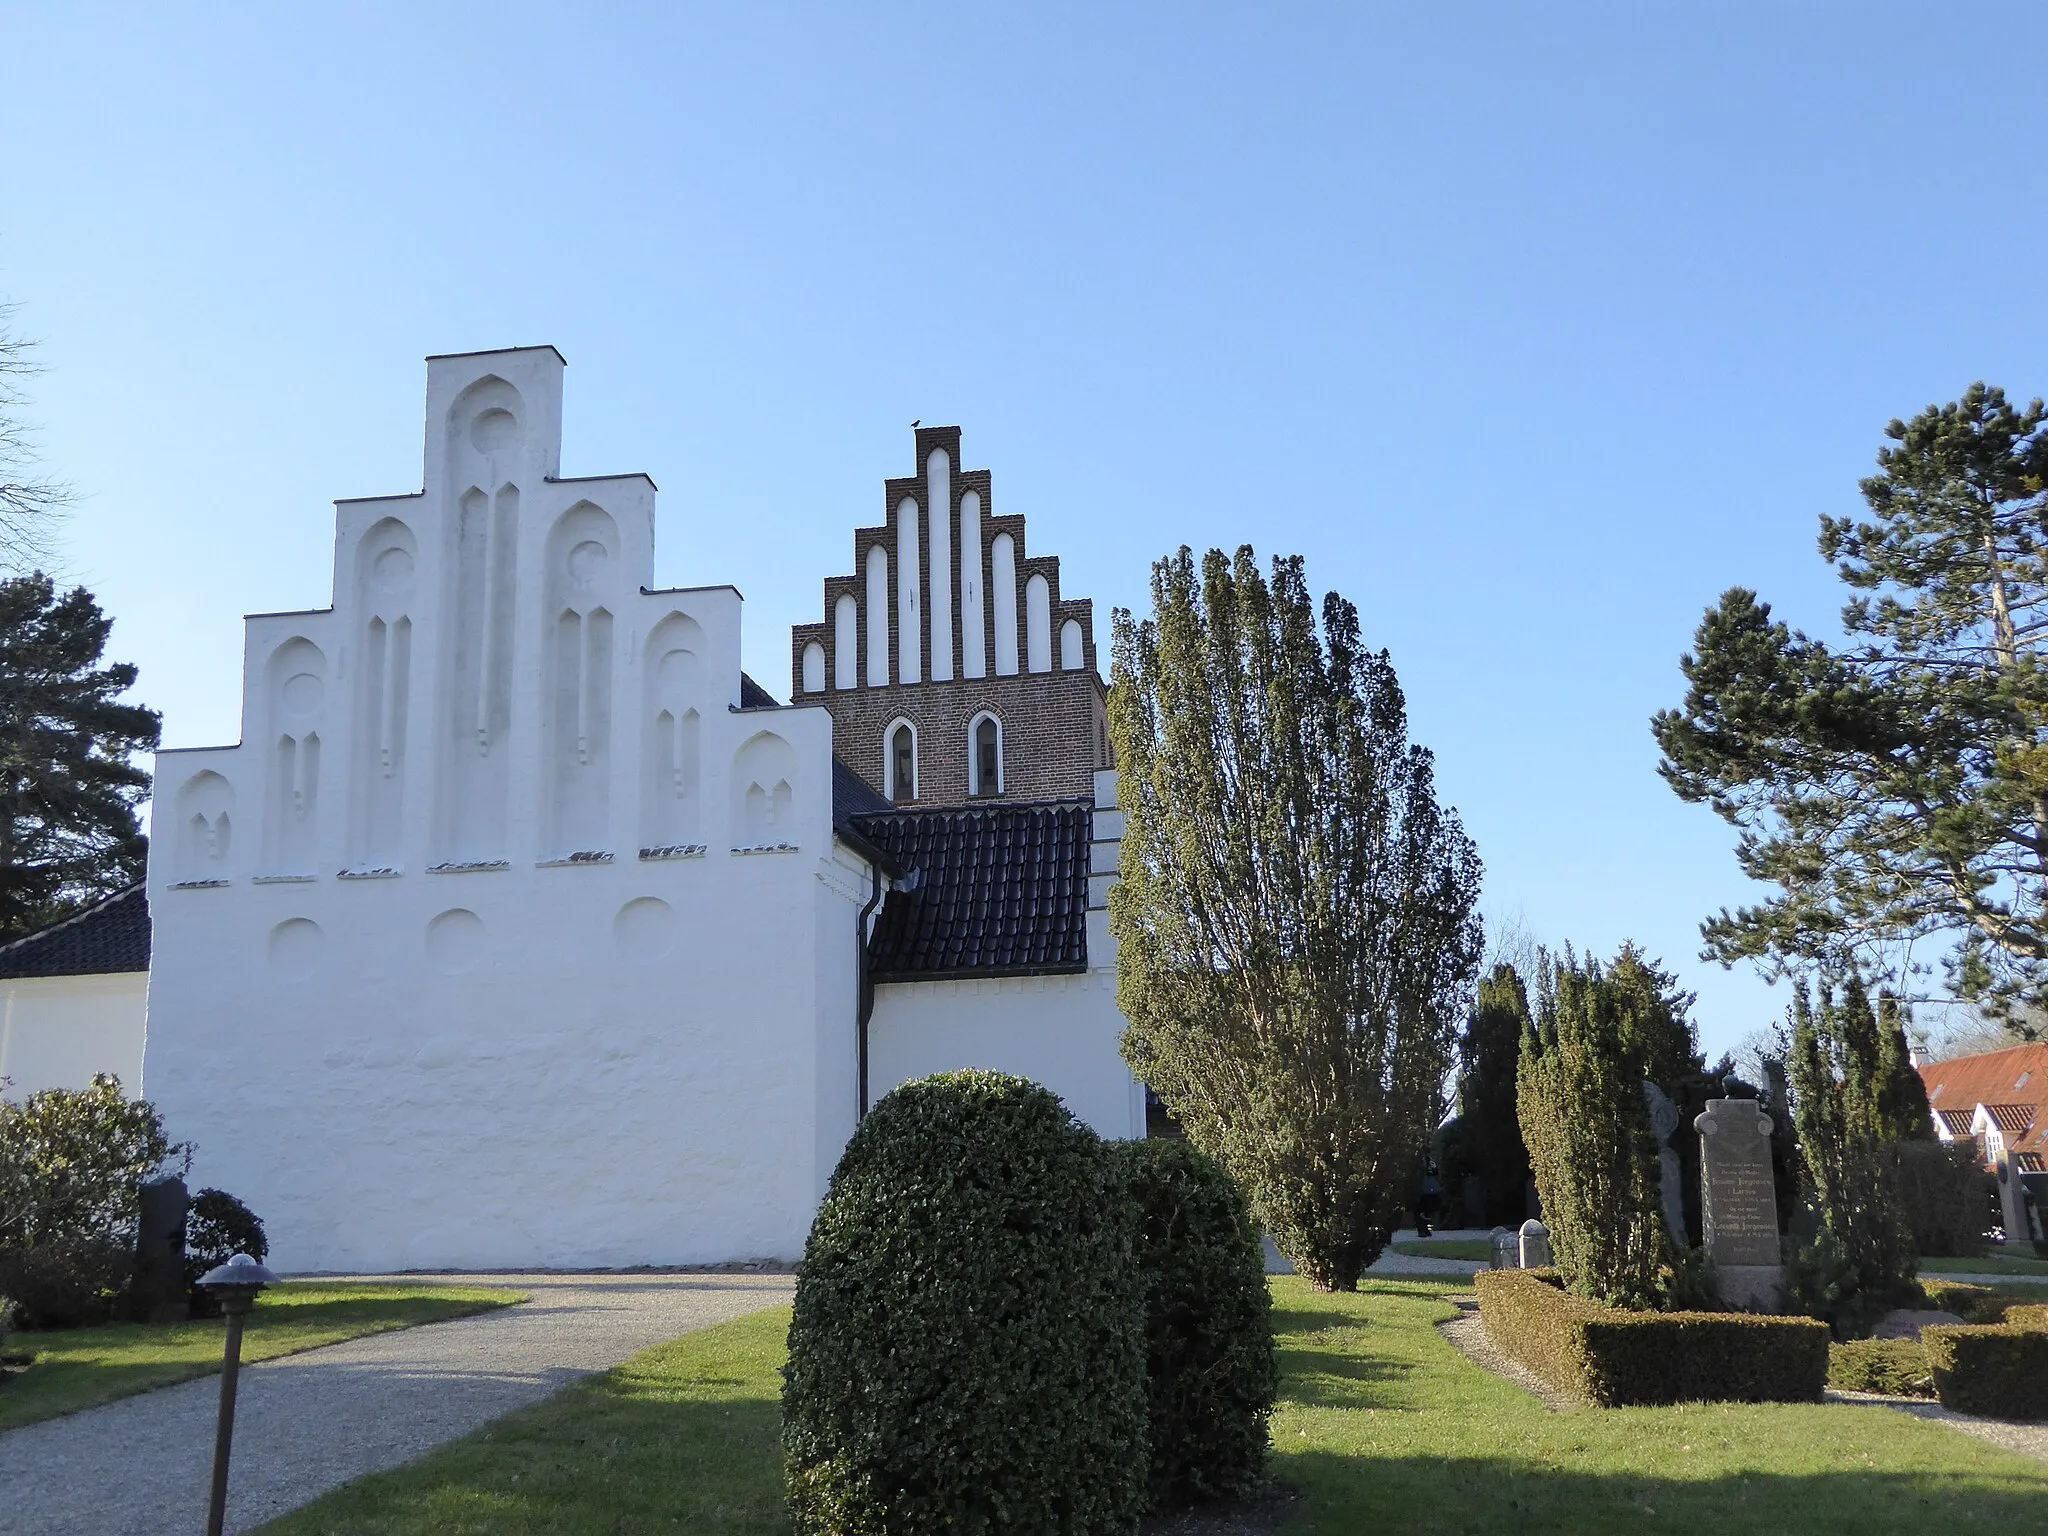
(1924, 1312), (2048, 1419)
(1110, 1138), (1276, 1510)
(1474, 1268), (1828, 1406)
(1828, 1338), (1933, 1398)
(781, 1071), (1146, 1535)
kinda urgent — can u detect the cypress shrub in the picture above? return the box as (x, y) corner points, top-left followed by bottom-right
(1895, 1141), (1993, 1259)
(1110, 1138), (1276, 1510)
(782, 1071), (1146, 1535)
(1517, 948), (1692, 1309)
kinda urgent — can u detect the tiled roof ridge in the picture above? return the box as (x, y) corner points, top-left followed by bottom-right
(851, 796), (1092, 824)
(0, 883), (145, 958)
(1927, 1042), (2048, 1070)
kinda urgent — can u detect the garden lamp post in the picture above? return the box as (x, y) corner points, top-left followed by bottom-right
(198, 1252), (279, 1536)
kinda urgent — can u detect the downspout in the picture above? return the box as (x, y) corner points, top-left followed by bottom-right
(856, 860), (884, 1122)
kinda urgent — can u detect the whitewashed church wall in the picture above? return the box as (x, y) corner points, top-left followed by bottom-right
(0, 972), (147, 1099)
(868, 971), (1141, 1140)
(143, 347), (853, 1271)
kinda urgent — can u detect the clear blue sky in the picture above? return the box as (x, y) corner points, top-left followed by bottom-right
(7, 5), (2045, 1060)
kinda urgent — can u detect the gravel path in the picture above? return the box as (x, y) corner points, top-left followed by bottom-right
(0, 1271), (795, 1536)
(1437, 1304), (1580, 1411)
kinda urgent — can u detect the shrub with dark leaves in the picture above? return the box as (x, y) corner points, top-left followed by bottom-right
(0, 1231), (133, 1330)
(1111, 1137), (1276, 1509)
(183, 1189), (268, 1317)
(782, 1071), (1146, 1535)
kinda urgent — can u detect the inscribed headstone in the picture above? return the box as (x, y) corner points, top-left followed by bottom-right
(1694, 1097), (1783, 1310)
(1519, 1219), (1552, 1269)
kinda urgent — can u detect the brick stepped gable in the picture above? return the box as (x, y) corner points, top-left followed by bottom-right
(790, 426), (1108, 808)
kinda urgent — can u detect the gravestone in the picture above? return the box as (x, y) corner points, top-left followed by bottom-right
(132, 1175), (191, 1323)
(1641, 1080), (1687, 1243)
(1694, 1097), (1784, 1311)
(1489, 1226), (1518, 1270)
(1519, 1218), (1552, 1269)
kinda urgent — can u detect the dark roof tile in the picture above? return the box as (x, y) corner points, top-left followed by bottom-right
(853, 801), (1091, 981)
(0, 886), (151, 979)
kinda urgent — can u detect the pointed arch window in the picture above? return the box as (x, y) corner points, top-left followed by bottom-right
(886, 718), (918, 803)
(970, 712), (1004, 798)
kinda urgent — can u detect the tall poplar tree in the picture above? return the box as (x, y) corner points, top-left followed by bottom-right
(0, 574), (160, 939)
(1654, 384), (2048, 1022)
(1108, 546), (1483, 1292)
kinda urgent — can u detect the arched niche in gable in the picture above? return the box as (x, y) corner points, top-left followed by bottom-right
(1025, 573), (1053, 674)
(731, 730), (798, 847)
(263, 637), (326, 873)
(175, 770), (235, 884)
(544, 500), (621, 853)
(436, 378), (525, 865)
(642, 611), (707, 850)
(351, 517), (417, 866)
(1060, 618), (1085, 672)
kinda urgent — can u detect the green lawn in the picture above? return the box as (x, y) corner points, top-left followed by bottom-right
(254, 1277), (2048, 1535)
(1391, 1238), (1492, 1262)
(0, 1282), (524, 1432)
(1920, 1252), (2048, 1277)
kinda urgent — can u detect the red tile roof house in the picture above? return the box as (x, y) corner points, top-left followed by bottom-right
(1918, 1043), (2048, 1242)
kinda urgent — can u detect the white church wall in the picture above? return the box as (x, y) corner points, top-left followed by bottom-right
(0, 972), (148, 1099)
(868, 971), (1141, 1139)
(869, 766), (1142, 1141)
(143, 348), (857, 1271)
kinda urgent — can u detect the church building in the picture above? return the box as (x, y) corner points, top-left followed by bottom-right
(125, 346), (1139, 1271)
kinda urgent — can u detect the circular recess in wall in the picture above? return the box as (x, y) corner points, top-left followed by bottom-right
(425, 908), (486, 975)
(470, 407), (518, 453)
(372, 546), (415, 592)
(280, 671), (324, 720)
(567, 539), (609, 586)
(613, 897), (677, 965)
(267, 917), (324, 977)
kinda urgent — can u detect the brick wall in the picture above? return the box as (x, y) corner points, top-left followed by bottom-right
(789, 426), (1109, 806)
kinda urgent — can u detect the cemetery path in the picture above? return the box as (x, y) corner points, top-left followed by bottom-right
(0, 1270), (796, 1536)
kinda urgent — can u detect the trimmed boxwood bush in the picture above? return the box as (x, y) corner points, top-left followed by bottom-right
(1828, 1338), (1934, 1397)
(782, 1071), (1146, 1535)
(1475, 1268), (1828, 1405)
(1110, 1138), (1276, 1510)
(1924, 1316), (2048, 1419)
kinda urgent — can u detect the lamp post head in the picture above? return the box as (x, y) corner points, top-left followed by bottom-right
(197, 1253), (279, 1316)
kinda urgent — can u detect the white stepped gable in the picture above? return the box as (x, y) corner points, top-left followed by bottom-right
(141, 347), (849, 1272)
(155, 346), (818, 877)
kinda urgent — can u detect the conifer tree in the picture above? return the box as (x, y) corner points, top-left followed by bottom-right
(1453, 964), (1535, 1227)
(1517, 946), (1703, 1309)
(0, 574), (159, 939)
(1108, 546), (1483, 1292)
(1787, 981), (1916, 1334)
(1654, 385), (2048, 1022)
